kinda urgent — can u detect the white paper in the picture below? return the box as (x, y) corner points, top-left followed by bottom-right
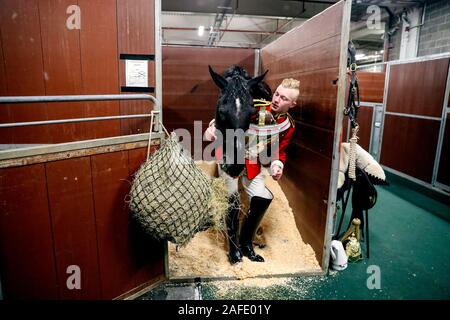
(125, 60), (148, 87)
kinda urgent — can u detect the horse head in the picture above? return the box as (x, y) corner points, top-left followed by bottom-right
(209, 65), (268, 177)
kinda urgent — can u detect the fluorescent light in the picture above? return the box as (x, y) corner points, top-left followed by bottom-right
(198, 25), (204, 36)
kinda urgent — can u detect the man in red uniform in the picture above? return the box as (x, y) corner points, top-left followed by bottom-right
(205, 78), (299, 264)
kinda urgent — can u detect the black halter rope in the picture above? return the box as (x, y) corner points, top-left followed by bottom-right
(344, 41), (360, 129)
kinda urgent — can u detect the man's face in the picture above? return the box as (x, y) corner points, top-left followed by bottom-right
(271, 85), (298, 113)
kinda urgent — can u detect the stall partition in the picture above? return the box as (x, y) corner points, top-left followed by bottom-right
(260, 0), (352, 267)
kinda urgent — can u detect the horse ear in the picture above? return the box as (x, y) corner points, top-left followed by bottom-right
(248, 69), (269, 88)
(209, 65), (228, 90)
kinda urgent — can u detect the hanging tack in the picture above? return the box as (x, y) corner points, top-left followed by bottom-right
(348, 124), (359, 180)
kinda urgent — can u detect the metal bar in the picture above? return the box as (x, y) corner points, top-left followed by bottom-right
(359, 102), (382, 107)
(383, 165), (450, 196)
(0, 144), (51, 150)
(162, 11), (297, 20)
(115, 275), (166, 300)
(368, 103), (376, 156)
(0, 94), (157, 104)
(0, 114), (153, 128)
(323, 0), (352, 273)
(384, 111), (442, 121)
(155, 0), (163, 133)
(377, 63), (391, 162)
(432, 61), (450, 186)
(435, 182), (450, 193)
(0, 94), (160, 129)
(356, 61), (388, 70)
(167, 270), (325, 282)
(254, 48), (260, 77)
(162, 28), (283, 35)
(0, 132), (164, 161)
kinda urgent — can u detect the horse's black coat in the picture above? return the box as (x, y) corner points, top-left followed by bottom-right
(209, 65), (269, 177)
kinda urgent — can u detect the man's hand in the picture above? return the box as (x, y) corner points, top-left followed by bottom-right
(271, 165), (283, 181)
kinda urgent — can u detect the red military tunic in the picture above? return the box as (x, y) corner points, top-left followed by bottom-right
(245, 110), (295, 180)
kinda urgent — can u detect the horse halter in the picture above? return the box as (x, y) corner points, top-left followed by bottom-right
(344, 40), (360, 130)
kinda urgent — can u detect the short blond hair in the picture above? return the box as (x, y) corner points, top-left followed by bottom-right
(281, 78), (300, 90)
(280, 78), (300, 101)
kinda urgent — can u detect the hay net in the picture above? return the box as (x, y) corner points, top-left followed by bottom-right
(129, 132), (227, 246)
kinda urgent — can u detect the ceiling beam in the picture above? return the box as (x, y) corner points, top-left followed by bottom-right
(162, 27), (285, 35)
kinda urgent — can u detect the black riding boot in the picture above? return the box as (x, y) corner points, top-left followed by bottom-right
(240, 194), (272, 262)
(226, 193), (242, 264)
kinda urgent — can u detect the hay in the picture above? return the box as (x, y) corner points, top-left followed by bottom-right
(169, 164), (321, 278)
(128, 134), (228, 246)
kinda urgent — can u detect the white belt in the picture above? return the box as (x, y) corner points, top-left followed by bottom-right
(247, 117), (291, 136)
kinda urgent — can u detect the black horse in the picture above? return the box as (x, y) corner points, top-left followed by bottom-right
(209, 65), (271, 264)
(208, 65), (268, 177)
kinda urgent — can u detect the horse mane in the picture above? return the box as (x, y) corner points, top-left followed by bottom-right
(222, 65), (272, 101)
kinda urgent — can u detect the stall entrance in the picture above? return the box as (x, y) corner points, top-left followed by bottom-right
(163, 0), (352, 280)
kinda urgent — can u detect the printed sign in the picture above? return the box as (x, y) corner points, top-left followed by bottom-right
(126, 60), (148, 87)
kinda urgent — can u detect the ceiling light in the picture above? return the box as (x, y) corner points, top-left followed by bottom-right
(198, 26), (204, 36)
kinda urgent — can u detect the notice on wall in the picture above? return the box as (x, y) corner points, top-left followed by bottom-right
(125, 60), (148, 87)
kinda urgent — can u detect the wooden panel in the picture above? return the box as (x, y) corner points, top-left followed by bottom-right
(91, 151), (134, 299)
(293, 121), (334, 157)
(380, 115), (441, 183)
(355, 106), (373, 150)
(162, 46), (255, 133)
(261, 2), (344, 266)
(127, 147), (165, 290)
(281, 143), (331, 264)
(0, 164), (59, 299)
(342, 115), (349, 142)
(0, 32), (14, 143)
(0, 0), (49, 143)
(357, 72), (385, 103)
(261, 3), (343, 66)
(0, 34), (6, 96)
(262, 35), (341, 80)
(437, 115), (450, 186)
(269, 68), (339, 130)
(46, 158), (101, 299)
(117, 0), (154, 54)
(80, 0), (121, 140)
(91, 148), (164, 299)
(38, 0), (85, 143)
(386, 58), (449, 117)
(118, 0), (156, 135)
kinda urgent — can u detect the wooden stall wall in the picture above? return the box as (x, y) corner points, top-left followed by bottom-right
(358, 72), (385, 104)
(0, 0), (156, 145)
(0, 0), (163, 300)
(162, 46), (255, 157)
(0, 145), (164, 300)
(380, 58), (449, 183)
(260, 1), (348, 265)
